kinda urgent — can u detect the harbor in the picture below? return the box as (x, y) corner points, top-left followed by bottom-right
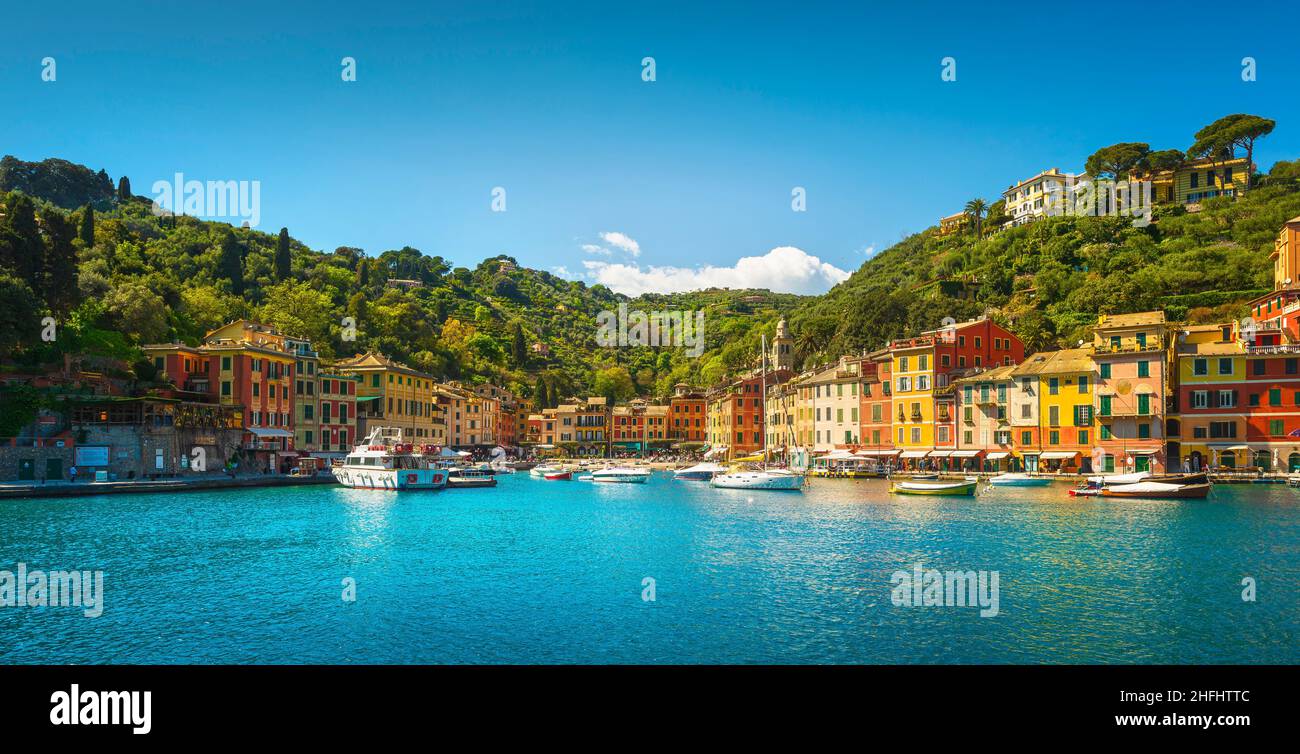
(1, 471), (1295, 664)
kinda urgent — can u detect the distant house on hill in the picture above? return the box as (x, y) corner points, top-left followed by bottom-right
(385, 278), (424, 290)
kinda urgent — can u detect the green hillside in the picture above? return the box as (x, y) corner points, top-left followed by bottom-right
(791, 159), (1300, 361)
(0, 158), (805, 402)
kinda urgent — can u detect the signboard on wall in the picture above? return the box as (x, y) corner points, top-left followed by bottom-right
(74, 446), (110, 467)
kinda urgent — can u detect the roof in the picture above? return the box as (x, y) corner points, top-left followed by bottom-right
(953, 363), (1017, 384)
(1095, 311), (1165, 329)
(1011, 348), (1094, 376)
(333, 351), (436, 379)
(1178, 341), (1243, 356)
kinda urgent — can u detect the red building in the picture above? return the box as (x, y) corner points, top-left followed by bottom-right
(668, 383), (707, 443)
(316, 372), (359, 454)
(144, 321), (300, 473)
(858, 349), (893, 453)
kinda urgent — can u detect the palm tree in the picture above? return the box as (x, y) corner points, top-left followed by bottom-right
(964, 198), (988, 238)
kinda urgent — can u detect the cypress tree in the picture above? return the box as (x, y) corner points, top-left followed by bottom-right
(275, 227), (291, 281)
(218, 229), (245, 295)
(41, 209), (78, 315)
(534, 378), (548, 410)
(79, 205), (95, 247)
(511, 322), (527, 364)
(117, 176), (131, 201)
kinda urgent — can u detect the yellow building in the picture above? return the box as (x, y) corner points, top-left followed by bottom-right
(1169, 156), (1251, 206)
(891, 337), (937, 462)
(333, 352), (444, 444)
(1270, 215), (1300, 289)
(938, 211), (969, 236)
(1012, 348), (1095, 473)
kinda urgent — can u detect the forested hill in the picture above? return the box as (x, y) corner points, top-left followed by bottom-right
(790, 158), (1300, 362)
(3, 152), (1300, 404)
(0, 155), (806, 401)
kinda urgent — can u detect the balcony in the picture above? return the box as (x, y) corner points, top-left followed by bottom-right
(1094, 342), (1164, 355)
(1244, 343), (1300, 355)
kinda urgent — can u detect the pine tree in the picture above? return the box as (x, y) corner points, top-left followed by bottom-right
(275, 227), (291, 281)
(218, 229), (244, 295)
(41, 209), (79, 315)
(117, 176), (131, 201)
(79, 205), (95, 247)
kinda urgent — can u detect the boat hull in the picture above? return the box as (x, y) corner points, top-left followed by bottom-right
(710, 472), (804, 490)
(1101, 483), (1211, 499)
(989, 475), (1051, 487)
(335, 467), (447, 490)
(890, 481), (977, 496)
(543, 472), (572, 481)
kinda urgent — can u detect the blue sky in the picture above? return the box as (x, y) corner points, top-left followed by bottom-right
(3, 1), (1297, 295)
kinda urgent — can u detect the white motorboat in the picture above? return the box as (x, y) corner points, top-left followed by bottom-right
(673, 462), (726, 481)
(710, 468), (804, 491)
(988, 473), (1051, 487)
(1087, 471), (1151, 485)
(334, 427), (448, 491)
(530, 464), (565, 478)
(591, 466), (651, 484)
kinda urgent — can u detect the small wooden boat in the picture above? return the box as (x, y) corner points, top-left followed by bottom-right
(1146, 472), (1208, 485)
(889, 480), (977, 496)
(1068, 487), (1100, 497)
(1100, 481), (1211, 499)
(543, 470), (572, 481)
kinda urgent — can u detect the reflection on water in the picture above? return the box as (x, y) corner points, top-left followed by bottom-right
(0, 473), (1296, 664)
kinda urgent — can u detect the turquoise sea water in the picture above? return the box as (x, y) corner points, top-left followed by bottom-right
(1, 473), (1297, 664)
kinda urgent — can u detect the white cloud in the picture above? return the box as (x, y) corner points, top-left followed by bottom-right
(581, 244), (611, 256)
(582, 246), (850, 296)
(599, 231), (641, 258)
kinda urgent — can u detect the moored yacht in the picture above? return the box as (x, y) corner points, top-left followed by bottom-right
(710, 333), (806, 492)
(673, 462), (726, 481)
(591, 466), (651, 483)
(334, 427), (448, 491)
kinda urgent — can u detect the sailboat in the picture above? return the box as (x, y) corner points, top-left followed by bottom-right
(711, 334), (805, 492)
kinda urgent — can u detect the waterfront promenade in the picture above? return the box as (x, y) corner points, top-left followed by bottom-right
(0, 473), (337, 500)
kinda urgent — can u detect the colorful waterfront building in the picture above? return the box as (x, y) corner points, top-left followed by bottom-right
(144, 320), (300, 473)
(315, 371), (359, 455)
(953, 364), (1018, 472)
(764, 375), (798, 456)
(890, 317), (1024, 469)
(554, 397), (610, 456)
(668, 384), (707, 443)
(857, 349), (894, 461)
(1012, 348), (1095, 473)
(1092, 311), (1170, 473)
(333, 351), (444, 445)
(612, 401), (647, 453)
(1172, 323), (1246, 471)
(803, 356), (863, 452)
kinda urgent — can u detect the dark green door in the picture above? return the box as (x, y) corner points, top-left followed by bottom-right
(45, 458), (62, 480)
(18, 459), (35, 480)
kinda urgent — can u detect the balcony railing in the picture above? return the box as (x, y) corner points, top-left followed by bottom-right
(1094, 342), (1164, 355)
(1244, 343), (1300, 355)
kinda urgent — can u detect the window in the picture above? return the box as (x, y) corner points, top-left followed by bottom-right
(1100, 363), (1112, 379)
(1191, 390), (1208, 409)
(1137, 361), (1150, 378)
(1270, 420), (1285, 436)
(1078, 376), (1088, 393)
(1137, 423), (1151, 439)
(1269, 388), (1282, 406)
(1099, 395), (1112, 416)
(1048, 406), (1060, 426)
(1049, 378), (1059, 395)
(1021, 431), (1032, 444)
(1078, 430), (1088, 445)
(1253, 360), (1265, 376)
(1217, 358), (1232, 375)
(1049, 430), (1060, 445)
(1137, 394), (1150, 415)
(1099, 424), (1111, 440)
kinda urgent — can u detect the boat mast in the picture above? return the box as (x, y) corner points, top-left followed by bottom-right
(761, 334), (767, 472)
